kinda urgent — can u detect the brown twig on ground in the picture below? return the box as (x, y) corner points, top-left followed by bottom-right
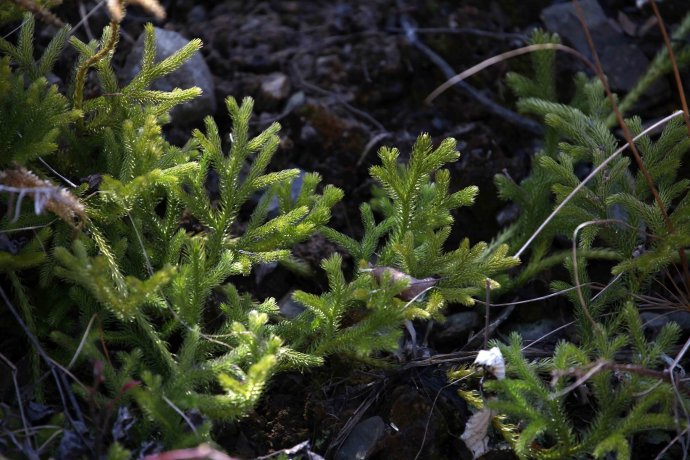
(549, 358), (690, 399)
(463, 304), (515, 351)
(290, 61), (387, 133)
(10, 0), (63, 27)
(325, 377), (388, 458)
(397, 9), (543, 136)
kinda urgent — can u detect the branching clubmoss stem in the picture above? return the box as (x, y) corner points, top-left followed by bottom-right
(572, 0), (690, 298)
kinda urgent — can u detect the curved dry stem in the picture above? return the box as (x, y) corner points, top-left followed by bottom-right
(73, 18), (120, 112)
(648, 0), (690, 136)
(514, 110), (684, 259)
(67, 313), (98, 370)
(571, 219), (628, 328)
(425, 43), (596, 105)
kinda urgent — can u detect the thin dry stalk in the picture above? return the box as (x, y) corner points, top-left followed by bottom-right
(549, 359), (690, 400)
(515, 110), (684, 258)
(571, 219), (629, 328)
(474, 283), (597, 307)
(425, 43), (597, 105)
(67, 313), (97, 369)
(0, 286), (91, 455)
(648, 0), (690, 136)
(655, 426), (690, 460)
(484, 278), (491, 349)
(0, 353), (35, 457)
(162, 395), (198, 436)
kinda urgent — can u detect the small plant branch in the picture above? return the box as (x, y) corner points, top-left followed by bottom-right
(73, 16), (121, 112)
(515, 110), (684, 258)
(550, 359), (690, 399)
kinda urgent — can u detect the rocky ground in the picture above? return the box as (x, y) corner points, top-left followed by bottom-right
(23, 0), (690, 458)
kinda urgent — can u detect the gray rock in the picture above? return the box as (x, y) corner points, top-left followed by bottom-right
(335, 416), (385, 460)
(278, 290), (305, 319)
(254, 261), (278, 285)
(187, 5), (207, 23)
(641, 311), (690, 336)
(261, 72), (290, 101)
(123, 27), (216, 124)
(434, 311), (480, 344)
(541, 0), (650, 91)
(509, 318), (561, 343)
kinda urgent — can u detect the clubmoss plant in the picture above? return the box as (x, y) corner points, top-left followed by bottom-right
(0, 12), (340, 455)
(278, 135), (518, 363)
(450, 29), (690, 459)
(0, 10), (519, 457)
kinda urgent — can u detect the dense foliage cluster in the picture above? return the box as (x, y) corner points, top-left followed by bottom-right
(0, 12), (517, 458)
(1, 7), (690, 460)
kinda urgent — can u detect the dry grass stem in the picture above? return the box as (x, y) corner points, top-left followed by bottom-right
(515, 110), (684, 259)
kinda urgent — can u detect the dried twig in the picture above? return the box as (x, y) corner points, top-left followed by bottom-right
(397, 10), (543, 135)
(463, 304), (515, 351)
(0, 353), (36, 459)
(326, 378), (388, 457)
(483, 278), (491, 349)
(10, 0), (63, 27)
(290, 61), (387, 133)
(549, 359), (690, 400)
(425, 43), (596, 105)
